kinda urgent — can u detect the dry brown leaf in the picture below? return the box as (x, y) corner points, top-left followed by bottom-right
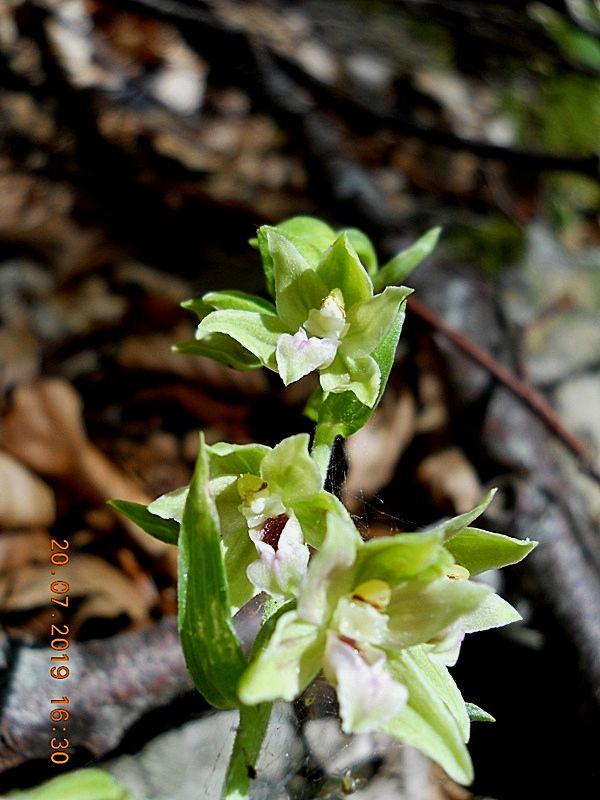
(0, 553), (151, 629)
(0, 379), (177, 571)
(0, 529), (49, 572)
(415, 369), (449, 433)
(342, 389), (416, 513)
(416, 447), (483, 514)
(0, 451), (55, 528)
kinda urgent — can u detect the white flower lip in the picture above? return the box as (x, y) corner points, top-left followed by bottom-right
(324, 632), (408, 733)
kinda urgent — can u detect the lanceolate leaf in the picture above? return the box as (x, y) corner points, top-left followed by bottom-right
(178, 434), (246, 709)
(108, 500), (179, 545)
(374, 227), (441, 291)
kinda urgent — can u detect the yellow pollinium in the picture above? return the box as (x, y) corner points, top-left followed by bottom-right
(352, 578), (392, 611)
(446, 564), (470, 581)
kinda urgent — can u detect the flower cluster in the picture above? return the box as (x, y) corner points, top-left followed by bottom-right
(115, 216), (536, 793)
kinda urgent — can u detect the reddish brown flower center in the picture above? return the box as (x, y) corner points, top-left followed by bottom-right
(261, 514), (289, 550)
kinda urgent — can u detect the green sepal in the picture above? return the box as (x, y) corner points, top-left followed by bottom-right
(386, 576), (491, 650)
(355, 530), (446, 585)
(461, 592), (522, 633)
(207, 441), (271, 479)
(178, 434), (246, 709)
(255, 217), (338, 296)
(174, 335), (262, 370)
(446, 527), (537, 575)
(465, 702), (495, 723)
(434, 489), (498, 540)
(342, 227), (378, 276)
(316, 233), (373, 309)
(7, 769), (132, 799)
(382, 647), (474, 785)
(261, 433), (322, 502)
(343, 285), (413, 356)
(266, 229), (328, 330)
(108, 499), (178, 545)
(195, 309), (288, 368)
(374, 227), (441, 291)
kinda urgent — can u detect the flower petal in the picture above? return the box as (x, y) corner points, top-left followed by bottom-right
(260, 433), (322, 503)
(238, 611), (325, 704)
(247, 514), (310, 598)
(324, 633), (408, 734)
(266, 229), (328, 330)
(319, 352), (381, 407)
(195, 309), (287, 369)
(276, 329), (339, 384)
(297, 512), (358, 627)
(343, 285), (412, 356)
(317, 233), (373, 308)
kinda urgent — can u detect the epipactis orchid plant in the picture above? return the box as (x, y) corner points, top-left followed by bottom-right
(113, 216), (536, 799)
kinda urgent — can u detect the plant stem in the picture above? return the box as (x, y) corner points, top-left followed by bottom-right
(222, 702), (272, 800)
(311, 422), (339, 484)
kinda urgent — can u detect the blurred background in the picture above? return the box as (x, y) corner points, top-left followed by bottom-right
(0, 0), (599, 798)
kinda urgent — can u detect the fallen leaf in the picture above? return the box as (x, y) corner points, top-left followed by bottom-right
(0, 553), (151, 630)
(342, 389), (416, 513)
(0, 451), (55, 529)
(416, 447), (484, 515)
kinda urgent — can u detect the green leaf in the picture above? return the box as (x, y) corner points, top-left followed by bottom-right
(355, 530), (446, 585)
(174, 335), (263, 370)
(461, 592), (522, 633)
(238, 610), (325, 704)
(108, 499), (179, 545)
(374, 227), (441, 291)
(433, 489), (498, 540)
(343, 285), (413, 356)
(317, 233), (373, 308)
(446, 527), (537, 575)
(195, 309), (288, 368)
(201, 290), (277, 315)
(178, 434), (246, 709)
(320, 352), (381, 407)
(466, 702), (495, 723)
(7, 769), (132, 799)
(342, 228), (378, 276)
(266, 229), (328, 330)
(383, 647), (474, 785)
(386, 577), (491, 649)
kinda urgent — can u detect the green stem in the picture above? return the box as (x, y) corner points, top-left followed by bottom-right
(222, 702), (272, 800)
(311, 422), (339, 484)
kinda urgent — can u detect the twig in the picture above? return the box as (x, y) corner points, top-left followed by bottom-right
(409, 295), (600, 485)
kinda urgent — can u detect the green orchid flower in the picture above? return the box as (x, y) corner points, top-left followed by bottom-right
(188, 220), (412, 407)
(239, 493), (536, 784)
(142, 433), (358, 609)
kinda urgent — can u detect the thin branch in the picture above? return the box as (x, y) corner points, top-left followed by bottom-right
(409, 295), (600, 485)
